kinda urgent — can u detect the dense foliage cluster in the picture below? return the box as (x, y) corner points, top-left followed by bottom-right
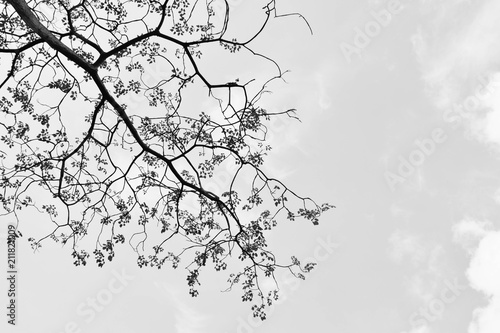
(0, 0), (332, 318)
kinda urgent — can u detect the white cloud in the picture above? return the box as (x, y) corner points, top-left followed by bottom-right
(482, 111), (500, 146)
(453, 220), (500, 333)
(389, 229), (426, 264)
(458, 73), (500, 148)
(390, 203), (414, 222)
(493, 188), (500, 205)
(314, 64), (334, 111)
(415, 0), (500, 80)
(388, 230), (443, 269)
(388, 230), (444, 301)
(469, 298), (500, 333)
(412, 0), (500, 150)
(466, 230), (500, 296)
(452, 219), (494, 255)
(404, 326), (432, 333)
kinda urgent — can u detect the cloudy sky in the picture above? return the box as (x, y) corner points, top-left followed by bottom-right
(3, 0), (500, 332)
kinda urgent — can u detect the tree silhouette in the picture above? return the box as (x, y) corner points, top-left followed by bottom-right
(0, 0), (333, 319)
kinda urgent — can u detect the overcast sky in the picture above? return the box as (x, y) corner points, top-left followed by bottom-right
(3, 0), (500, 333)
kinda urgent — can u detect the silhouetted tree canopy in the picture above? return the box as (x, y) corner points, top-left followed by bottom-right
(0, 0), (333, 318)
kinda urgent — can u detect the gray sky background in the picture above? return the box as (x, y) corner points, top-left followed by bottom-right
(2, 0), (500, 332)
